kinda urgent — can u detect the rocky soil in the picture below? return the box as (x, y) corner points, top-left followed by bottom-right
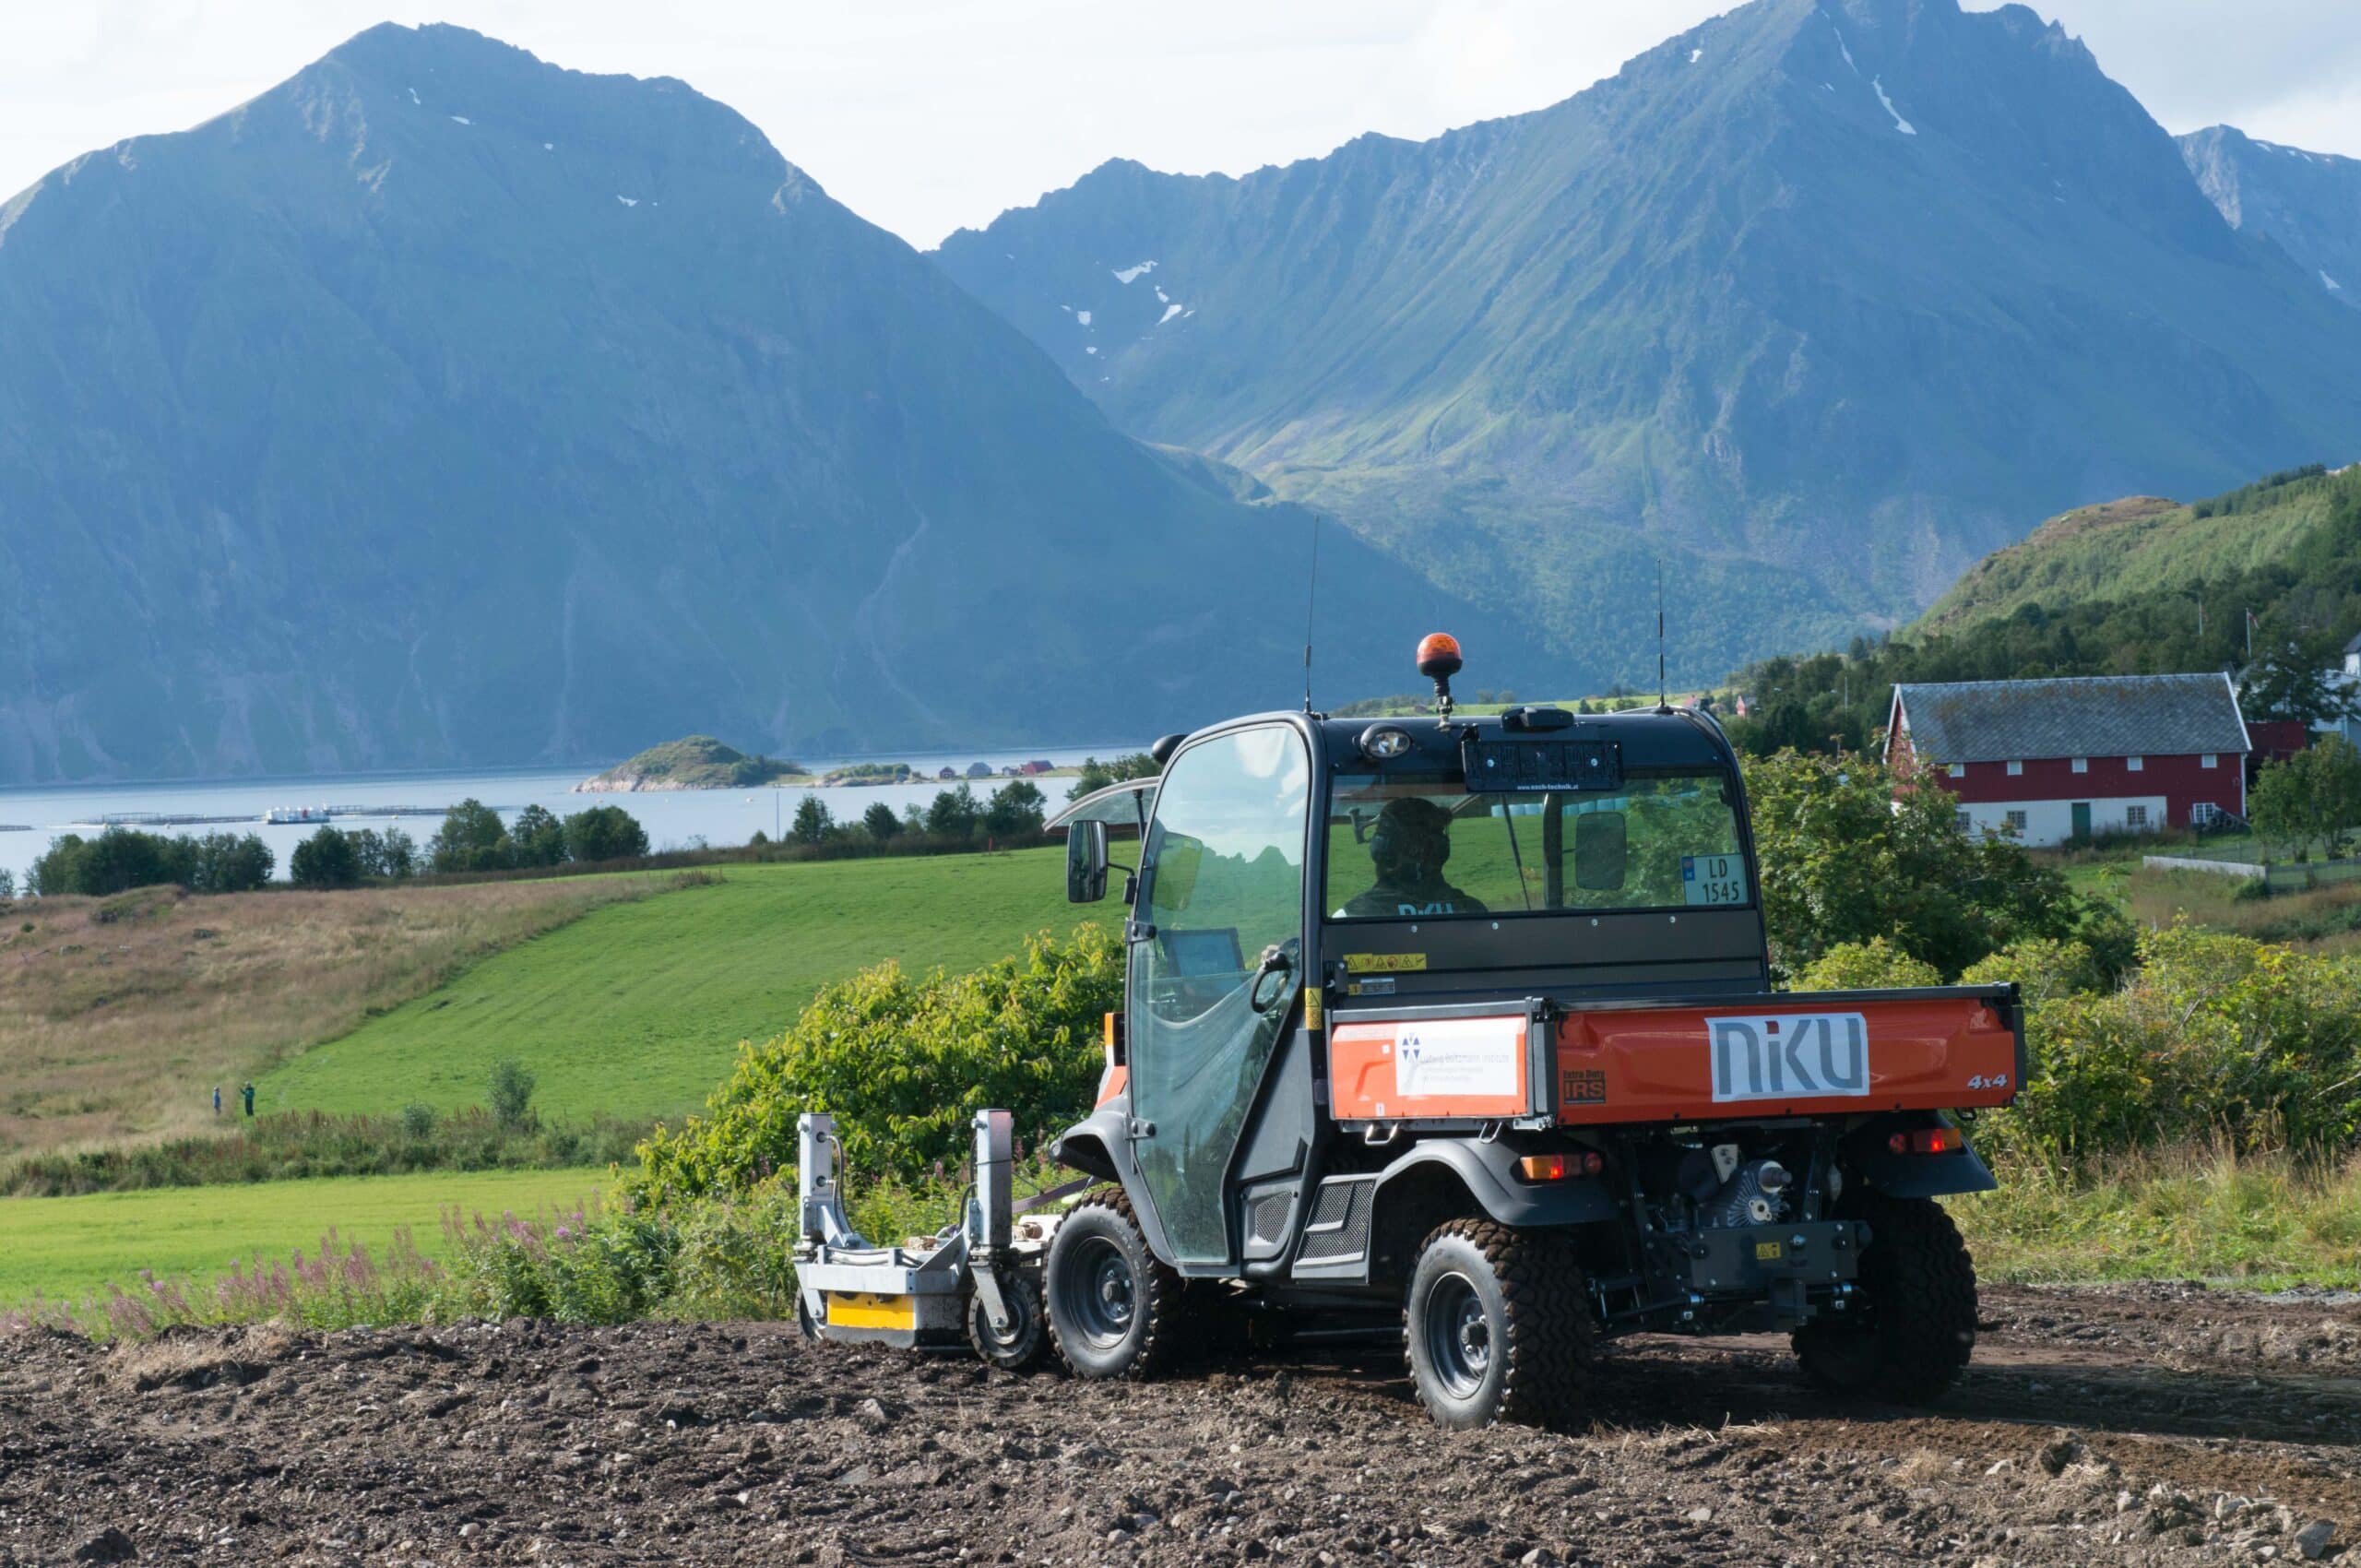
(2, 1282), (2354, 1566)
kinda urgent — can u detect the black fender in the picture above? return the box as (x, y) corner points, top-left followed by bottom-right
(1049, 1103), (1129, 1183)
(1374, 1138), (1619, 1229)
(1844, 1113), (1999, 1199)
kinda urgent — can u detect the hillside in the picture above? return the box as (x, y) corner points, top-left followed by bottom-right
(2180, 125), (2361, 310)
(1916, 470), (2355, 631)
(577, 736), (804, 792)
(0, 25), (1534, 784)
(935, 0), (2361, 686)
(1726, 463), (2361, 754)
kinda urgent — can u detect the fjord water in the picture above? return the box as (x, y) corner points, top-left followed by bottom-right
(0, 743), (1136, 885)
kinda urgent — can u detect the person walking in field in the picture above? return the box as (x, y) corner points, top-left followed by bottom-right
(241, 1083), (255, 1118)
(213, 1086), (221, 1116)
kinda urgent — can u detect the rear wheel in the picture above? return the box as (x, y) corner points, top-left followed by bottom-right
(1045, 1188), (1181, 1380)
(1404, 1219), (1591, 1430)
(1793, 1193), (1977, 1405)
(967, 1270), (1049, 1371)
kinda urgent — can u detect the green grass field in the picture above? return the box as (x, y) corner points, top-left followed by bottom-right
(0, 1167), (607, 1310)
(260, 848), (1107, 1124)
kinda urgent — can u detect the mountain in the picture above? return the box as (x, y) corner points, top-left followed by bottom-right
(2179, 125), (2361, 310)
(0, 25), (1527, 784)
(934, 0), (2361, 687)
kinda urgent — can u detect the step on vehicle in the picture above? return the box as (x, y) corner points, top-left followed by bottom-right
(797, 635), (2021, 1428)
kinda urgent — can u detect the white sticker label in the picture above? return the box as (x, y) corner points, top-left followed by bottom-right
(1682, 854), (1747, 906)
(1706, 1013), (1870, 1102)
(1394, 1017), (1523, 1099)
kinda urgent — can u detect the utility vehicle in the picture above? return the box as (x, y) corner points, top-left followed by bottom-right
(796, 636), (2020, 1428)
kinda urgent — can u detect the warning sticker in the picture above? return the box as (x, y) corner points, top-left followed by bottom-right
(1395, 1016), (1524, 1099)
(1343, 953), (1428, 974)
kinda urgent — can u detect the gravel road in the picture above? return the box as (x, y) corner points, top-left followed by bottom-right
(2, 1282), (2354, 1566)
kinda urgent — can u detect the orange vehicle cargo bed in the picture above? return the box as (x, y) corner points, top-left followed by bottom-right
(1326, 988), (2021, 1127)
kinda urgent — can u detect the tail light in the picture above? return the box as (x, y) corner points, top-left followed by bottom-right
(1515, 1151), (1606, 1182)
(1888, 1126), (1962, 1156)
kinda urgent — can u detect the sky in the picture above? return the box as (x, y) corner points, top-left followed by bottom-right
(3, 1), (2357, 249)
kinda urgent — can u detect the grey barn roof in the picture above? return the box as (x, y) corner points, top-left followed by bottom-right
(1891, 674), (2249, 764)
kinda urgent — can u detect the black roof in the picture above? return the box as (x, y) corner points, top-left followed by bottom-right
(1311, 707), (1737, 772)
(1891, 674), (2250, 763)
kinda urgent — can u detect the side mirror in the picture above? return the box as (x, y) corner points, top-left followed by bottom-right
(1573, 811), (1628, 891)
(1066, 819), (1109, 903)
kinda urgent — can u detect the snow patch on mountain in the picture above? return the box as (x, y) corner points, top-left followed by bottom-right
(1872, 77), (1916, 136)
(1113, 261), (1157, 284)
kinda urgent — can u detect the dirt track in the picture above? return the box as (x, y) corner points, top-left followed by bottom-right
(3, 1283), (2355, 1566)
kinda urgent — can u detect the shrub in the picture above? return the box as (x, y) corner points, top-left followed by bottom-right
(1958, 936), (2108, 1006)
(1790, 938), (1942, 991)
(632, 924), (1120, 1201)
(984, 779), (1047, 837)
(429, 799), (513, 873)
(1985, 926), (2361, 1164)
(791, 795), (832, 846)
(290, 826), (362, 888)
(862, 802), (902, 841)
(489, 1059), (538, 1131)
(400, 1103), (439, 1141)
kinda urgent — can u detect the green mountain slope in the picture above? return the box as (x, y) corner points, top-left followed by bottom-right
(0, 25), (1529, 783)
(935, 0), (2361, 686)
(2180, 126), (2361, 310)
(1724, 463), (2361, 755)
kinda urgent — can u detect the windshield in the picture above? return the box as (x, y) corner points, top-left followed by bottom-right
(1323, 768), (1749, 921)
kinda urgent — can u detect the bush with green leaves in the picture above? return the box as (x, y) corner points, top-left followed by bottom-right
(1789, 938), (1941, 991)
(924, 784), (981, 838)
(290, 825), (362, 888)
(984, 779), (1047, 837)
(429, 799), (513, 873)
(632, 924), (1120, 1202)
(791, 795), (832, 846)
(489, 1058), (538, 1131)
(1984, 925), (2361, 1164)
(1745, 749), (2130, 980)
(2248, 736), (2361, 861)
(564, 804), (650, 863)
(862, 802), (902, 840)
(512, 804), (569, 867)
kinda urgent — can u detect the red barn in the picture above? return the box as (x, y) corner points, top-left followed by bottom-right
(1885, 674), (2249, 846)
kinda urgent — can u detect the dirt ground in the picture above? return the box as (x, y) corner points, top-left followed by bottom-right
(2, 1282), (2355, 1567)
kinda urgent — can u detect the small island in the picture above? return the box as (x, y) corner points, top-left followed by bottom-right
(575, 736), (811, 792)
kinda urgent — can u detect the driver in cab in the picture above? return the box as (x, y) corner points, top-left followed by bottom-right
(1340, 798), (1488, 918)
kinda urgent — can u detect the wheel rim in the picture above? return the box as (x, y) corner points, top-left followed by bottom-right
(1064, 1237), (1136, 1349)
(979, 1280), (1032, 1349)
(1424, 1272), (1491, 1398)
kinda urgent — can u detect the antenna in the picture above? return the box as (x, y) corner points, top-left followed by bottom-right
(1655, 559), (1670, 713)
(1302, 512), (1322, 713)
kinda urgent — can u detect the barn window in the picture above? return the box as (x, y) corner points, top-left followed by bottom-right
(2126, 755), (2143, 772)
(2126, 804), (2149, 829)
(2071, 757), (2088, 774)
(2201, 754), (2218, 769)
(1954, 808), (1972, 832)
(2191, 802), (2220, 827)
(1947, 763), (1964, 779)
(2006, 761), (2023, 778)
(2004, 810), (2028, 833)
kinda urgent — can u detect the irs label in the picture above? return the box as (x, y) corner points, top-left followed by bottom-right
(1706, 1013), (1870, 1103)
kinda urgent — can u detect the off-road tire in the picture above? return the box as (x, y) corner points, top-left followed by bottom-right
(966, 1269), (1049, 1372)
(1793, 1193), (1977, 1405)
(1403, 1219), (1593, 1431)
(1045, 1187), (1182, 1381)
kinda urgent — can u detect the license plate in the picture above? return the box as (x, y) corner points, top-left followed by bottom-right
(1682, 854), (1747, 906)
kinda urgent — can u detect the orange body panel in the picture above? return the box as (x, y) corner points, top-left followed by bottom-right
(1553, 997), (2017, 1124)
(1328, 1015), (1530, 1120)
(1096, 1063), (1129, 1108)
(1324, 995), (2018, 1125)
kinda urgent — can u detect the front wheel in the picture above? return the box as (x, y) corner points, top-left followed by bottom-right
(1793, 1193), (1977, 1404)
(1404, 1219), (1592, 1430)
(1044, 1188), (1181, 1380)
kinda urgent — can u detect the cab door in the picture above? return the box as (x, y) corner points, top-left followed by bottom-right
(1127, 724), (1311, 1266)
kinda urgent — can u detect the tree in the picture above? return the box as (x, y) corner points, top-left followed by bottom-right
(564, 804), (649, 863)
(925, 783), (982, 838)
(187, 832), (273, 893)
(791, 794), (833, 847)
(430, 799), (513, 873)
(1066, 752), (1163, 802)
(1744, 750), (2124, 980)
(862, 802), (903, 841)
(2248, 735), (2361, 861)
(983, 779), (1047, 837)
(380, 827), (418, 880)
(512, 804), (568, 867)
(2240, 631), (2357, 726)
(290, 825), (362, 888)
(0, 868), (14, 900)
(489, 1058), (537, 1131)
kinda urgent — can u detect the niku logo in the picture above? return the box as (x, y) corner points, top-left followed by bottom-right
(1706, 1013), (1870, 1102)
